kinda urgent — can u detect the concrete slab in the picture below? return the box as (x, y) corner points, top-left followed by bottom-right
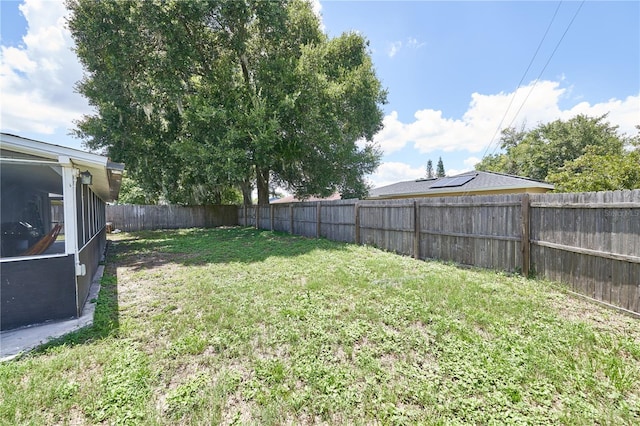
(0, 264), (105, 362)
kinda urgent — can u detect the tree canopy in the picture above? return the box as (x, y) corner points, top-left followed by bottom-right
(425, 159), (434, 179)
(436, 157), (445, 178)
(424, 157), (445, 178)
(475, 115), (640, 192)
(67, 0), (386, 205)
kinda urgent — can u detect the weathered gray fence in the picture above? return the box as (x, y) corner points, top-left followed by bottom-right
(106, 205), (237, 231)
(103, 193), (639, 314)
(238, 200), (358, 242)
(419, 195), (524, 272)
(240, 190), (640, 314)
(529, 190), (639, 314)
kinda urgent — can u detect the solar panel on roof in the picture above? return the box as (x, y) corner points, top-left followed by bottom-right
(430, 174), (477, 188)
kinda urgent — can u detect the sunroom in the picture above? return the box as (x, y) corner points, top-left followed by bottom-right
(1, 133), (123, 331)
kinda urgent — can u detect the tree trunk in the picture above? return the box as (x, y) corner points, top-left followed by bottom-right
(256, 167), (270, 205)
(240, 180), (253, 206)
(212, 190), (222, 205)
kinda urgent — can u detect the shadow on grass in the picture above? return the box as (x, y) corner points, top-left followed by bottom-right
(111, 226), (351, 272)
(33, 243), (121, 353)
(31, 227), (345, 353)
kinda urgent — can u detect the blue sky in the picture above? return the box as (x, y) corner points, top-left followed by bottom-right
(1, 0), (639, 189)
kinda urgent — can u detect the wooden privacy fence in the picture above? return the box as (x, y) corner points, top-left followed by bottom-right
(106, 204), (237, 232)
(238, 199), (358, 242)
(239, 190), (639, 314)
(529, 191), (639, 314)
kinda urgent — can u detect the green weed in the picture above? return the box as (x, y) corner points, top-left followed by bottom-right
(0, 227), (638, 425)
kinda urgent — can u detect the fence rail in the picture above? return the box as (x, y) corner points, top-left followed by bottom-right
(240, 190), (639, 314)
(106, 204), (237, 232)
(529, 190), (639, 314)
(103, 191), (639, 315)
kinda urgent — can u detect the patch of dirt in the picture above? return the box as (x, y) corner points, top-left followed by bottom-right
(219, 361), (256, 425)
(249, 324), (292, 360)
(115, 254), (188, 310)
(53, 406), (87, 426)
(220, 390), (256, 426)
(544, 288), (640, 343)
(118, 252), (202, 271)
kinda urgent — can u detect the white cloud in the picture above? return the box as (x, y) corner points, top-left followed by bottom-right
(1, 47), (37, 73)
(367, 161), (425, 188)
(387, 41), (402, 58)
(463, 156), (481, 167)
(310, 0), (322, 17)
(0, 0), (91, 135)
(407, 37), (425, 49)
(372, 111), (409, 154)
(562, 95), (640, 137)
(444, 168), (471, 177)
(310, 0), (325, 32)
(373, 80), (640, 157)
(386, 37), (425, 59)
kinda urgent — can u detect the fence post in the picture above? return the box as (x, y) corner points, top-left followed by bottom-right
(413, 200), (420, 259)
(317, 202), (322, 238)
(289, 204), (294, 234)
(270, 205), (274, 231)
(244, 205), (247, 227)
(255, 205), (260, 229)
(521, 193), (530, 277)
(354, 202), (361, 245)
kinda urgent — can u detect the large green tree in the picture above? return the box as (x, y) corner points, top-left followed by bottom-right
(547, 129), (640, 192)
(546, 146), (640, 192)
(475, 114), (639, 191)
(67, 0), (386, 205)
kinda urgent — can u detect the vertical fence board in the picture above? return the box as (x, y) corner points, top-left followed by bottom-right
(318, 200), (357, 243)
(110, 189), (640, 315)
(106, 205), (238, 232)
(530, 189), (639, 314)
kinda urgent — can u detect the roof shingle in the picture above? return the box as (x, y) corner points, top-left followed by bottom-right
(369, 171), (553, 198)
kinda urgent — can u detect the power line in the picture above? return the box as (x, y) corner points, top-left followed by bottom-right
(479, 0), (586, 162)
(465, 0), (585, 197)
(499, 0), (585, 138)
(478, 1), (563, 162)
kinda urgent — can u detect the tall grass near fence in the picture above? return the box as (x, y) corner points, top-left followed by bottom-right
(1, 228), (638, 424)
(240, 190), (640, 314)
(103, 190), (639, 314)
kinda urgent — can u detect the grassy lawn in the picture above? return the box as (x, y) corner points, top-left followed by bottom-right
(1, 227), (639, 425)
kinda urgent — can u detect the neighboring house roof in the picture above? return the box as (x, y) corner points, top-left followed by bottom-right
(368, 171), (554, 199)
(271, 192), (342, 204)
(1, 133), (125, 202)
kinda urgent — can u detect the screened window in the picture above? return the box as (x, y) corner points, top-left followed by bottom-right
(77, 180), (106, 248)
(0, 162), (65, 258)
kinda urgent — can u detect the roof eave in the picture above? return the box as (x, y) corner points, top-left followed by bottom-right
(369, 184), (555, 199)
(1, 133), (125, 202)
(1, 133), (108, 167)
